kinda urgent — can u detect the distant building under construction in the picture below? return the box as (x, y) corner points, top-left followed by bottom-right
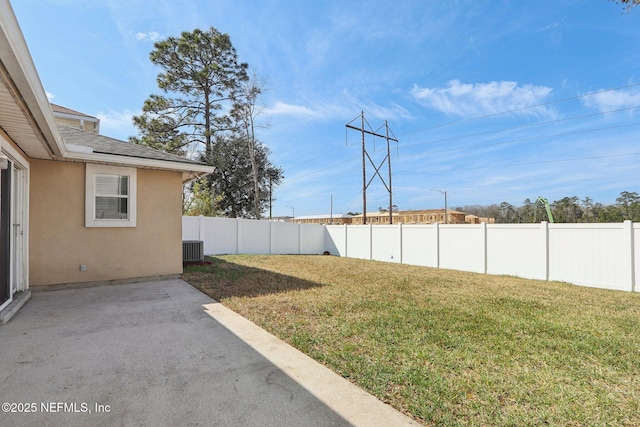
(291, 209), (494, 225)
(291, 214), (354, 225)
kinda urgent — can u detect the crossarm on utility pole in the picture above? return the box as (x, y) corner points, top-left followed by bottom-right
(345, 124), (398, 142)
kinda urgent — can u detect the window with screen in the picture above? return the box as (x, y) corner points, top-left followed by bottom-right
(86, 164), (136, 227)
(95, 174), (129, 219)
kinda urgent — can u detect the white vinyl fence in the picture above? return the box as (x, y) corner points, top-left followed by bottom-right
(183, 216), (640, 293)
(182, 216), (326, 256)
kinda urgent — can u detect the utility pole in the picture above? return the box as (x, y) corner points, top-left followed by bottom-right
(330, 195), (333, 225)
(269, 176), (272, 220)
(346, 111), (398, 225)
(360, 113), (367, 224)
(385, 120), (392, 225)
(431, 188), (447, 224)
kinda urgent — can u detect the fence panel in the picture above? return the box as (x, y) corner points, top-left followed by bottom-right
(401, 225), (438, 267)
(439, 224), (485, 273)
(486, 224), (546, 280)
(270, 221), (299, 254)
(371, 225), (402, 263)
(635, 223), (640, 292)
(182, 216), (201, 241)
(204, 217), (238, 255)
(346, 225), (372, 260)
(548, 223), (629, 291)
(325, 225), (347, 256)
(238, 219), (271, 254)
(300, 223), (326, 254)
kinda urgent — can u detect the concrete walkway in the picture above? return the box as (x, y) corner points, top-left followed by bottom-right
(0, 279), (420, 426)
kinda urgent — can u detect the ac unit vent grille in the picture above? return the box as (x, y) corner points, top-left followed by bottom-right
(182, 240), (204, 263)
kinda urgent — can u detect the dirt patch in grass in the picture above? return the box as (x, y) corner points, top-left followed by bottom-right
(183, 255), (640, 426)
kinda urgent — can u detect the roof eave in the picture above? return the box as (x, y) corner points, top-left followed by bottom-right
(0, 0), (67, 158)
(63, 151), (214, 183)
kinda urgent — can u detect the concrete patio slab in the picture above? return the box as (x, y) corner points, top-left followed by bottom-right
(0, 279), (419, 426)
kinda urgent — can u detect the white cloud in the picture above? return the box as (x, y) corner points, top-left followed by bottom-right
(411, 79), (553, 117)
(340, 91), (413, 122)
(537, 22), (560, 32)
(582, 88), (640, 112)
(265, 96), (412, 123)
(135, 31), (162, 42)
(96, 110), (138, 141)
(264, 101), (320, 118)
(46, 91), (55, 101)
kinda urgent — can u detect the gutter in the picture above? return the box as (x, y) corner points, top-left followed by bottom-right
(64, 148), (214, 183)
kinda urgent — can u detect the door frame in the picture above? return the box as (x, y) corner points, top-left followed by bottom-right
(0, 139), (29, 313)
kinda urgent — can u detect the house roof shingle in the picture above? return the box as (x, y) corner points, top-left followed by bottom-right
(58, 125), (204, 166)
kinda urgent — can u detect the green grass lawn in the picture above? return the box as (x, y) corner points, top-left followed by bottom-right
(183, 255), (640, 426)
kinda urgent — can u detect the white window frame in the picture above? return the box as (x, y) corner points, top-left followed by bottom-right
(85, 164), (137, 227)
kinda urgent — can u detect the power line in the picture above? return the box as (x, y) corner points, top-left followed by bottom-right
(280, 156), (358, 182)
(285, 145), (351, 171)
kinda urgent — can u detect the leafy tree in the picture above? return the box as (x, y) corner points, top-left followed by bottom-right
(203, 133), (282, 218)
(598, 204), (624, 222)
(183, 179), (222, 216)
(497, 202), (518, 223)
(461, 191), (639, 224)
(581, 197), (596, 222)
(552, 196), (583, 223)
(591, 202), (606, 222)
(616, 191), (640, 221)
(129, 97), (189, 155)
(518, 198), (536, 223)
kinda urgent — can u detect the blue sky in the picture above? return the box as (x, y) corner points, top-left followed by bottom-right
(11, 0), (640, 217)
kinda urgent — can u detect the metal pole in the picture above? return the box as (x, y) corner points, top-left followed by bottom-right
(330, 195), (333, 225)
(386, 120), (393, 225)
(269, 176), (272, 220)
(444, 191), (447, 224)
(361, 111), (367, 225)
(431, 189), (447, 224)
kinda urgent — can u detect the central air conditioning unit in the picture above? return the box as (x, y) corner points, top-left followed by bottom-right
(182, 240), (204, 263)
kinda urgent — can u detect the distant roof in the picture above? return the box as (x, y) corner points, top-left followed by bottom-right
(352, 209), (467, 217)
(294, 214), (353, 220)
(59, 125), (204, 166)
(398, 209), (467, 215)
(352, 212), (400, 217)
(51, 103), (97, 119)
